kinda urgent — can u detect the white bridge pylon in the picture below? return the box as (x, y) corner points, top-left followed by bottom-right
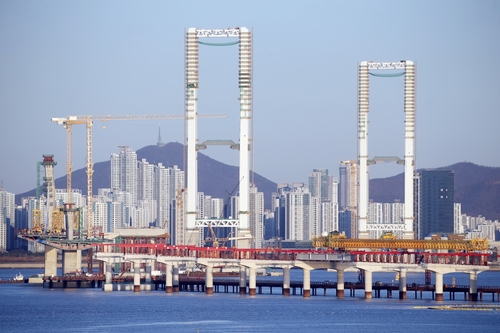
(185, 27), (253, 247)
(357, 60), (416, 238)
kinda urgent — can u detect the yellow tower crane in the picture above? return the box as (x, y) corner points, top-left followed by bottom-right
(52, 113), (228, 238)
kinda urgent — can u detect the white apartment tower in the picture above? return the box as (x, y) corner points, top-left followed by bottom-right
(339, 160), (358, 238)
(138, 159), (155, 201)
(111, 146), (138, 207)
(0, 189), (15, 251)
(249, 186), (264, 248)
(285, 183), (312, 241)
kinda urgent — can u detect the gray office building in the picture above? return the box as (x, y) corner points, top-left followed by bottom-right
(414, 170), (455, 239)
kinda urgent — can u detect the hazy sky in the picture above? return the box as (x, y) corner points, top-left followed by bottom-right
(1, 0), (499, 195)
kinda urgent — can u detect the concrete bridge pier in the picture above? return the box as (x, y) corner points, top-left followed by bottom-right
(205, 265), (214, 294)
(294, 262), (314, 298)
(336, 269), (345, 298)
(303, 268), (311, 298)
(62, 249), (82, 275)
(44, 246), (58, 277)
(165, 263), (173, 293)
(145, 260), (152, 285)
(93, 253), (125, 292)
(172, 265), (180, 292)
(105, 263), (112, 284)
(364, 270), (373, 299)
(248, 266), (257, 295)
(331, 263), (353, 298)
(283, 267), (291, 296)
(133, 261), (141, 292)
(398, 270), (407, 299)
(239, 266), (247, 294)
(469, 271), (478, 301)
(435, 272), (444, 301)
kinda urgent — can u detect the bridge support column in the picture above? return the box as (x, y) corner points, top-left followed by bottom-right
(435, 272), (443, 301)
(102, 263), (114, 291)
(249, 267), (257, 295)
(337, 269), (345, 298)
(44, 246), (58, 277)
(399, 270), (407, 299)
(364, 270), (372, 299)
(105, 263), (112, 284)
(239, 267), (247, 294)
(62, 249), (81, 275)
(283, 267), (290, 296)
(145, 260), (152, 285)
(173, 265), (179, 292)
(469, 271), (478, 301)
(133, 262), (141, 292)
(303, 269), (311, 298)
(205, 265), (213, 295)
(165, 264), (173, 293)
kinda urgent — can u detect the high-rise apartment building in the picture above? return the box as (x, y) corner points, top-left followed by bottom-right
(338, 161), (357, 209)
(0, 189), (15, 251)
(111, 146), (138, 207)
(454, 203), (464, 234)
(138, 159), (155, 201)
(249, 185), (264, 248)
(274, 184), (291, 239)
(339, 160), (358, 238)
(308, 169), (339, 237)
(308, 169), (330, 202)
(414, 170), (455, 239)
(284, 183), (311, 241)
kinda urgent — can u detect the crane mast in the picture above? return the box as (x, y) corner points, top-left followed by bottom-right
(52, 113), (227, 239)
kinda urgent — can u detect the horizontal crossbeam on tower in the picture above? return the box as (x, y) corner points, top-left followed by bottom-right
(366, 224), (406, 231)
(195, 219), (240, 227)
(367, 156), (405, 165)
(196, 140), (239, 150)
(196, 28), (240, 38)
(367, 61), (406, 70)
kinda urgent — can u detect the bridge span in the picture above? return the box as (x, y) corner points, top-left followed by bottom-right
(92, 244), (490, 301)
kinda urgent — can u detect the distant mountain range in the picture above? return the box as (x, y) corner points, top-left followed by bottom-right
(370, 162), (500, 221)
(15, 142), (500, 220)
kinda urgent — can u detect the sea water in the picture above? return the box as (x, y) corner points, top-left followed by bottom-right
(1, 268), (499, 333)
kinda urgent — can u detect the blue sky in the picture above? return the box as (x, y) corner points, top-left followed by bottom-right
(1, 0), (499, 194)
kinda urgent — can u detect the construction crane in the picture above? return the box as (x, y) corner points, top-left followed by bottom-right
(204, 222), (220, 247)
(52, 113), (228, 238)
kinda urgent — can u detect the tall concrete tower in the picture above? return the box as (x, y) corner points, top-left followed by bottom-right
(184, 27), (253, 247)
(41, 155), (57, 232)
(357, 61), (416, 239)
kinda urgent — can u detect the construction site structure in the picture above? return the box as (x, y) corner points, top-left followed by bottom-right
(312, 233), (488, 252)
(31, 161), (43, 234)
(358, 61), (415, 239)
(41, 155), (57, 232)
(185, 27), (253, 248)
(52, 113), (227, 239)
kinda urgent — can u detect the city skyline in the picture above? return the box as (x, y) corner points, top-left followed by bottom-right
(1, 1), (499, 195)
(2, 145), (498, 252)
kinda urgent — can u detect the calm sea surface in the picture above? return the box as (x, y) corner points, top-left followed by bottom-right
(1, 268), (500, 333)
